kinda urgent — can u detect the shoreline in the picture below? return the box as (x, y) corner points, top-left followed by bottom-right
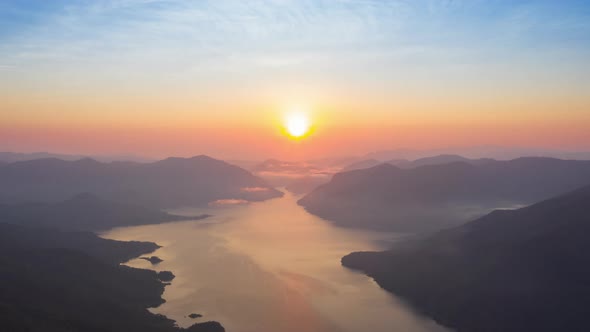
(98, 228), (225, 332)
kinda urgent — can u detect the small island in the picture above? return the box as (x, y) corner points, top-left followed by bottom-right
(186, 321), (225, 332)
(189, 313), (203, 319)
(140, 256), (164, 264)
(157, 270), (175, 282)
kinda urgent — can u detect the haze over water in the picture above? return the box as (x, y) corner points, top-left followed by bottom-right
(103, 192), (449, 332)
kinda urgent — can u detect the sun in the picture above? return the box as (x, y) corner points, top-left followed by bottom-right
(284, 111), (312, 139)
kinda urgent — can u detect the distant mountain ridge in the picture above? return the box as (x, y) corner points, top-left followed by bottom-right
(0, 155), (282, 208)
(342, 184), (590, 332)
(343, 154), (494, 172)
(299, 157), (590, 231)
(0, 151), (152, 163)
(364, 146), (590, 161)
(398, 154), (494, 168)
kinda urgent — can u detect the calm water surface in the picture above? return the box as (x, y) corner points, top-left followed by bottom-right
(102, 192), (449, 332)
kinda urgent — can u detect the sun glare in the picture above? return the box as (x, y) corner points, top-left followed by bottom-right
(284, 111), (311, 138)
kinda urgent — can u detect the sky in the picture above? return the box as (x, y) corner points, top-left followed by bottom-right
(1, 0), (589, 160)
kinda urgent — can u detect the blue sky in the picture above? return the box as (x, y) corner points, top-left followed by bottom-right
(1, 1), (589, 141)
(2, 1), (589, 84)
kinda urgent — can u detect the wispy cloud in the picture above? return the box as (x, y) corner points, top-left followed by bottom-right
(0, 0), (589, 96)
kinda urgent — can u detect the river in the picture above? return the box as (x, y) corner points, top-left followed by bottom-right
(102, 191), (449, 332)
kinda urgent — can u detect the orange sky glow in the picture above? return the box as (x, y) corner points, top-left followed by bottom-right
(1, 1), (589, 160)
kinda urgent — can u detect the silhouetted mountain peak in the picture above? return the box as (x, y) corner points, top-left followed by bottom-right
(155, 155), (227, 167)
(508, 156), (565, 165)
(190, 154), (216, 160)
(352, 162), (399, 174)
(158, 156), (190, 163)
(333, 162), (395, 180)
(414, 154), (467, 162)
(18, 157), (66, 165)
(74, 157), (100, 164)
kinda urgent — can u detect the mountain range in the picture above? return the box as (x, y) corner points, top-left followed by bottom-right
(342, 184), (590, 332)
(364, 146), (590, 162)
(0, 151), (152, 163)
(342, 154), (494, 172)
(299, 157), (590, 232)
(0, 155), (281, 208)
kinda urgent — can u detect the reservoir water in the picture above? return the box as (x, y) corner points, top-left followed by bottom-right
(102, 192), (449, 332)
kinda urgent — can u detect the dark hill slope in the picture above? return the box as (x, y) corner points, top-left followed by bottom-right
(342, 185), (590, 332)
(0, 193), (207, 231)
(0, 222), (224, 332)
(0, 222), (159, 265)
